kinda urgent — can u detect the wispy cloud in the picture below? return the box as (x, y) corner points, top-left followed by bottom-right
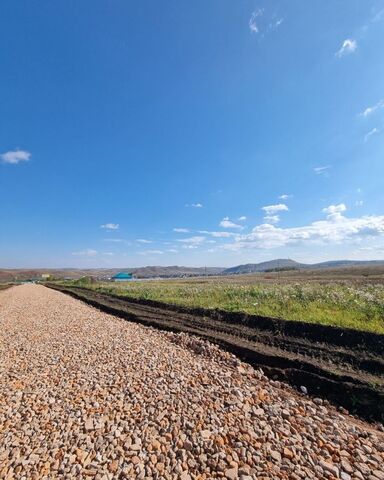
(372, 8), (384, 23)
(1, 149), (31, 165)
(102, 238), (128, 244)
(72, 248), (98, 257)
(238, 216), (247, 221)
(249, 9), (263, 34)
(139, 249), (163, 255)
(137, 239), (153, 244)
(173, 228), (190, 233)
(336, 39), (357, 57)
(100, 223), (119, 230)
(263, 215), (280, 224)
(178, 236), (205, 245)
(279, 194), (292, 200)
(199, 230), (237, 238)
(186, 203), (203, 208)
(249, 9), (283, 36)
(314, 165), (331, 176)
(364, 127), (380, 142)
(273, 18), (284, 29)
(261, 203), (288, 215)
(359, 99), (384, 117)
(219, 217), (243, 229)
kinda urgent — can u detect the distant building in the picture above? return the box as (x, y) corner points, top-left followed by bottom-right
(41, 273), (51, 280)
(112, 272), (133, 282)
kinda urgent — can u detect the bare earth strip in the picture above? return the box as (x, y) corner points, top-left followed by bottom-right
(0, 285), (383, 480)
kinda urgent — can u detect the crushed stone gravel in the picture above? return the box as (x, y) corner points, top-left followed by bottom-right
(0, 284), (383, 480)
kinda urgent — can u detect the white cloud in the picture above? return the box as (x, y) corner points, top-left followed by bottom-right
(140, 249), (163, 255)
(199, 230), (237, 238)
(219, 217), (243, 229)
(186, 203), (203, 208)
(137, 239), (153, 244)
(168, 249), (178, 253)
(355, 200), (364, 207)
(178, 236), (205, 245)
(224, 206), (384, 251)
(279, 194), (292, 200)
(364, 127), (380, 142)
(173, 228), (190, 233)
(314, 165), (331, 176)
(336, 39), (357, 57)
(102, 238), (125, 243)
(249, 9), (263, 33)
(249, 9), (283, 36)
(261, 204), (288, 215)
(100, 223), (119, 230)
(263, 215), (280, 224)
(238, 216), (247, 221)
(1, 149), (31, 165)
(72, 249), (98, 257)
(359, 99), (384, 117)
(322, 203), (347, 220)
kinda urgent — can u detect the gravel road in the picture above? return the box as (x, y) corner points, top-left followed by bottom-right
(0, 285), (383, 480)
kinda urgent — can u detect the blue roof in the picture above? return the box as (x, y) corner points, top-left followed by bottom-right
(112, 272), (132, 279)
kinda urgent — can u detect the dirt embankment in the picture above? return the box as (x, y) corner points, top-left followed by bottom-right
(46, 284), (384, 423)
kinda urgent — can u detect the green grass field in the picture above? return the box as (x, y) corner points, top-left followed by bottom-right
(64, 277), (384, 334)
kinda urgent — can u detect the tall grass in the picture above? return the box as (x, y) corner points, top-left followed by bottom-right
(64, 279), (384, 334)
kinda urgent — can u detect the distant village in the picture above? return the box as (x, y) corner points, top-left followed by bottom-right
(13, 271), (135, 284)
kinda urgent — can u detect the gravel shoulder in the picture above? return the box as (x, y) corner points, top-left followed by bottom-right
(0, 284), (383, 480)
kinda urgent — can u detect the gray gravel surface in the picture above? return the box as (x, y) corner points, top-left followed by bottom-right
(0, 284), (383, 480)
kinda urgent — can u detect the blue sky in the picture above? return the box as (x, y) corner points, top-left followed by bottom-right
(1, 0), (384, 268)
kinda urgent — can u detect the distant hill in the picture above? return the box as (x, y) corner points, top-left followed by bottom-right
(0, 266), (225, 282)
(222, 259), (304, 275)
(222, 259), (384, 275)
(2, 259), (384, 283)
(308, 260), (384, 269)
(130, 266), (224, 278)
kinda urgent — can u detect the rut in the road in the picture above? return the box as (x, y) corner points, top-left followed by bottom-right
(0, 284), (383, 480)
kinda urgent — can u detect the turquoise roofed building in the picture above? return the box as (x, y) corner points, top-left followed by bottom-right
(112, 272), (133, 282)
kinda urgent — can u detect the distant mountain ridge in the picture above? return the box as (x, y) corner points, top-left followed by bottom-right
(1, 259), (384, 282)
(222, 259), (384, 275)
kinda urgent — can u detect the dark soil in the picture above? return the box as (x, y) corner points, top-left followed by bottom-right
(47, 284), (384, 423)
